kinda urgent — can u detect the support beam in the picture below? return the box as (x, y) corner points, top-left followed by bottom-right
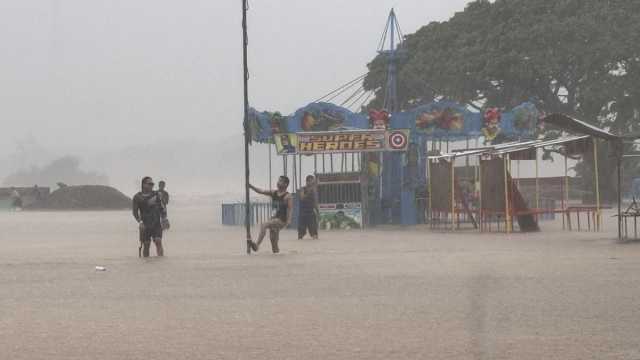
(535, 148), (540, 216)
(451, 159), (455, 231)
(504, 155), (511, 233)
(618, 155), (622, 240)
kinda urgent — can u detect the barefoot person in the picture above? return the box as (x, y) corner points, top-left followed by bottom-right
(298, 175), (319, 240)
(132, 176), (166, 257)
(248, 176), (293, 253)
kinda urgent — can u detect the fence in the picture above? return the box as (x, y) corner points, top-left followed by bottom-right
(222, 202), (273, 226)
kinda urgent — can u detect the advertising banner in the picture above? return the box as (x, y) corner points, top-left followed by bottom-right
(318, 203), (362, 230)
(275, 130), (410, 155)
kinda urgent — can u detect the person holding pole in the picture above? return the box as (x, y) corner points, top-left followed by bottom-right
(249, 176), (293, 253)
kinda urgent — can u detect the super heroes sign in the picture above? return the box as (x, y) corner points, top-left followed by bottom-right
(295, 130), (409, 154)
(299, 132), (383, 153)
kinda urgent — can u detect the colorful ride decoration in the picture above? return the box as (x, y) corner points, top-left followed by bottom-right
(482, 108), (502, 143)
(413, 102), (470, 136)
(249, 100), (539, 144)
(512, 102), (540, 133)
(369, 110), (390, 130)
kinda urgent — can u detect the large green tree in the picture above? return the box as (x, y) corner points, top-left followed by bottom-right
(364, 0), (640, 201)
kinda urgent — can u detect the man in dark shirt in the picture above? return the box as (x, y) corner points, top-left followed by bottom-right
(298, 175), (319, 240)
(248, 176), (293, 253)
(132, 176), (166, 257)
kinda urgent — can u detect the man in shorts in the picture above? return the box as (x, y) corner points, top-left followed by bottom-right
(132, 176), (166, 257)
(248, 176), (293, 253)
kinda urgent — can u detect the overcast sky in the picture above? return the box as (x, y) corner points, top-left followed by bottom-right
(0, 0), (473, 154)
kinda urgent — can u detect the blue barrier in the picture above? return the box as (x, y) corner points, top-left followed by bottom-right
(222, 195), (300, 227)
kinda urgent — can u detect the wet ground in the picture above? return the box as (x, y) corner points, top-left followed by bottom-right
(1, 205), (639, 359)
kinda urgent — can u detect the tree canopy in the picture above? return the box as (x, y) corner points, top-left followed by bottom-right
(364, 0), (640, 136)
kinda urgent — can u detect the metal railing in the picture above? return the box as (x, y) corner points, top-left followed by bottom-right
(222, 202), (272, 226)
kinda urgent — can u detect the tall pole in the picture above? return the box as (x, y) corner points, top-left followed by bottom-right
(390, 10), (397, 112)
(241, 0), (252, 254)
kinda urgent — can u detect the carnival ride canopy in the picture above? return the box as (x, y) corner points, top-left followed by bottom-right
(248, 100), (541, 144)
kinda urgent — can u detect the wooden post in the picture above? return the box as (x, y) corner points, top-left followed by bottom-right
(535, 148), (540, 217)
(428, 160), (432, 227)
(504, 155), (511, 233)
(478, 157), (483, 232)
(563, 149), (568, 230)
(618, 154), (622, 240)
(451, 158), (456, 231)
(593, 138), (601, 231)
(517, 159), (521, 188)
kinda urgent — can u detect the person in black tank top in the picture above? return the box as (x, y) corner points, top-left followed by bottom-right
(249, 176), (293, 253)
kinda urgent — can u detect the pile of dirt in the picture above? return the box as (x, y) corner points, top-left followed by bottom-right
(37, 185), (131, 210)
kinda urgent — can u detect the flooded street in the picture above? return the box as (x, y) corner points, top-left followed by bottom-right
(1, 205), (639, 359)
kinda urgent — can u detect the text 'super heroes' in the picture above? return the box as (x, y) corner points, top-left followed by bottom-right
(298, 133), (384, 153)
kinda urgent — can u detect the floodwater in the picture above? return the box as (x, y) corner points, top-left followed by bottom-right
(1, 204), (639, 359)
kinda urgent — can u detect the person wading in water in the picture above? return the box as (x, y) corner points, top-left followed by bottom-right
(132, 176), (166, 257)
(248, 176), (293, 253)
(298, 175), (319, 240)
(158, 180), (169, 207)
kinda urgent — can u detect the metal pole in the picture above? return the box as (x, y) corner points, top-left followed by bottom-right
(314, 154), (318, 175)
(268, 143), (272, 190)
(322, 154), (326, 173)
(292, 154), (297, 193)
(283, 155), (287, 177)
(299, 154), (303, 188)
(330, 154), (334, 172)
(241, 0), (252, 254)
(593, 138), (601, 231)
